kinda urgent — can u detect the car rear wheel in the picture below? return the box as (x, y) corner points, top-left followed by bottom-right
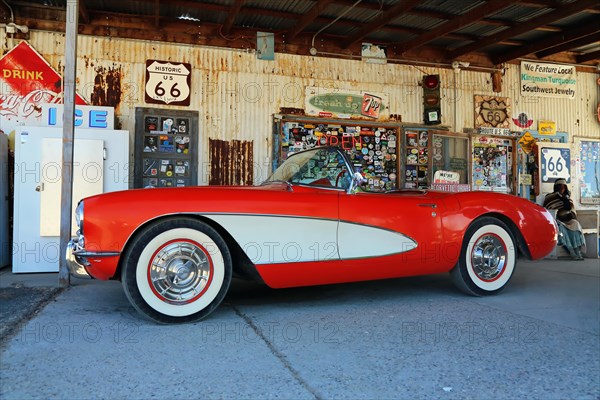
(450, 217), (516, 296)
(122, 217), (232, 323)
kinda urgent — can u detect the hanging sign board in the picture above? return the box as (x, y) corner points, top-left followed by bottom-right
(145, 60), (191, 106)
(305, 87), (389, 120)
(0, 41), (88, 135)
(519, 174), (532, 185)
(520, 61), (576, 99)
(433, 170), (460, 184)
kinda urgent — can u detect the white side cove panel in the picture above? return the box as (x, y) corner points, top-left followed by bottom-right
(338, 221), (417, 259)
(204, 214), (418, 265)
(40, 138), (104, 236)
(204, 214), (339, 264)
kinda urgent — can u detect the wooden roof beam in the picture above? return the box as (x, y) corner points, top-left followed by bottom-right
(536, 31), (600, 58)
(221, 0), (244, 35)
(493, 17), (600, 64)
(397, 0), (522, 54)
(576, 50), (600, 63)
(448, 0), (599, 59)
(288, 0), (335, 40)
(79, 0), (89, 24)
(154, 0), (160, 28)
(341, 0), (421, 49)
(132, 0), (229, 13)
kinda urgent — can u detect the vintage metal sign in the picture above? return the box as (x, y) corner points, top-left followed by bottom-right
(540, 147), (570, 182)
(538, 120), (557, 135)
(474, 95), (511, 130)
(305, 87), (389, 120)
(518, 131), (536, 154)
(0, 41), (87, 134)
(145, 60), (191, 106)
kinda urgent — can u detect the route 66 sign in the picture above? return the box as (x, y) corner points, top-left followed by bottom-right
(474, 95), (511, 129)
(145, 60), (191, 106)
(540, 147), (570, 183)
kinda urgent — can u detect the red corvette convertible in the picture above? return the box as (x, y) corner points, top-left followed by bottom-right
(67, 146), (557, 323)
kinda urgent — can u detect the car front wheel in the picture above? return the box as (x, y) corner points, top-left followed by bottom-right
(122, 217), (232, 323)
(450, 217), (516, 296)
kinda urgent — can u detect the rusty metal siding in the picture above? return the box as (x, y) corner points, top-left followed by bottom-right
(209, 138), (254, 185)
(17, 31), (600, 187)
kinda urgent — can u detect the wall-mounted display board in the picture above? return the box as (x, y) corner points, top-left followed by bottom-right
(471, 135), (516, 193)
(273, 115), (400, 192)
(400, 128), (469, 191)
(134, 108), (199, 188)
(403, 129), (429, 189)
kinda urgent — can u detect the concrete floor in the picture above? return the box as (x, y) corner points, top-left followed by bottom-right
(0, 257), (598, 399)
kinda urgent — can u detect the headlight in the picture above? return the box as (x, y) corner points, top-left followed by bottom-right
(75, 201), (84, 233)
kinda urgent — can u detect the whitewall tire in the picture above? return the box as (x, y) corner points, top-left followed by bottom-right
(122, 218), (232, 323)
(450, 217), (516, 296)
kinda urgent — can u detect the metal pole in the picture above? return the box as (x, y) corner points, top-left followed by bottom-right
(58, 0), (79, 288)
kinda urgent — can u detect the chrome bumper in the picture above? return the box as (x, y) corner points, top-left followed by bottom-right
(66, 238), (121, 279)
(66, 238), (92, 279)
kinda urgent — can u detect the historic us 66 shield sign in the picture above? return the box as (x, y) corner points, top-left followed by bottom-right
(145, 60), (191, 106)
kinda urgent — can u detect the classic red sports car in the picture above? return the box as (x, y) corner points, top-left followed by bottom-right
(67, 146), (558, 323)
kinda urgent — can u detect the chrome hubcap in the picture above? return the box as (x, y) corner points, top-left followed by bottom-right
(471, 234), (507, 281)
(149, 241), (211, 303)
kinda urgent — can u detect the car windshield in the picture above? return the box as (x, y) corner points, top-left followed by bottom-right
(267, 147), (352, 190)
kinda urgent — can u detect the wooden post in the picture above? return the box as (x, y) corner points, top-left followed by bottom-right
(58, 0), (79, 288)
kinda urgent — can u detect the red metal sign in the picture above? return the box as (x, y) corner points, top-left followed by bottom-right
(0, 41), (87, 133)
(361, 93), (382, 118)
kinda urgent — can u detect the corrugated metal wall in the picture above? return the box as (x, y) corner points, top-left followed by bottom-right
(19, 31), (600, 184)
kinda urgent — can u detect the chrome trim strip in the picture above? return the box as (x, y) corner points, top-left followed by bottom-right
(66, 239), (92, 279)
(73, 250), (120, 257)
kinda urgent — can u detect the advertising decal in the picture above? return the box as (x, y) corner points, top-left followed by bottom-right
(0, 41), (87, 135)
(305, 87), (389, 120)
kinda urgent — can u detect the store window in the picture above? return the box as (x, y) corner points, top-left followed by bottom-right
(431, 134), (469, 184)
(471, 135), (516, 193)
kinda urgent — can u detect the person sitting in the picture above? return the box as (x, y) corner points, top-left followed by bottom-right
(543, 178), (586, 260)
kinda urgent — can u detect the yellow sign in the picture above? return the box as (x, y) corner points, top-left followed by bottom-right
(539, 120), (556, 135)
(518, 131), (536, 154)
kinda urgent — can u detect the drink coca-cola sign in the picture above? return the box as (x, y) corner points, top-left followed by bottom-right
(0, 41), (87, 134)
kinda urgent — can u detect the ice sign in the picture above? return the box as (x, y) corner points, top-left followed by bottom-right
(541, 147), (570, 182)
